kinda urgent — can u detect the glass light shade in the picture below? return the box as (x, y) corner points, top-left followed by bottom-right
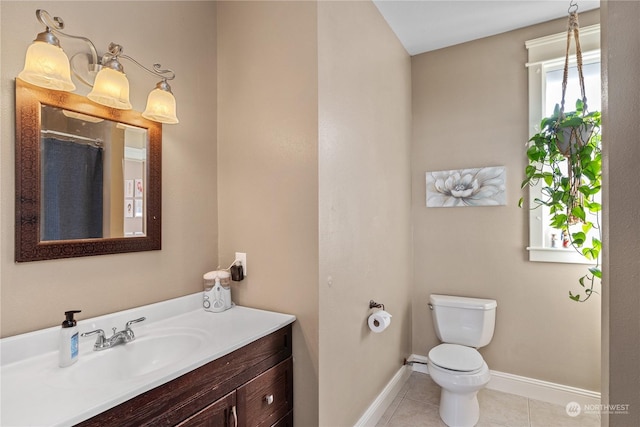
(142, 88), (179, 124)
(18, 41), (76, 91)
(87, 68), (132, 110)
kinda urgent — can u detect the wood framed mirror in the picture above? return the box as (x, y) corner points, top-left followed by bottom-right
(15, 78), (162, 262)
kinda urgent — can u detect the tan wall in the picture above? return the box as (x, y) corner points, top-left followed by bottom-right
(7, 1), (636, 424)
(0, 1), (218, 337)
(216, 2), (319, 425)
(318, 1), (412, 425)
(411, 10), (602, 391)
(601, 1), (640, 425)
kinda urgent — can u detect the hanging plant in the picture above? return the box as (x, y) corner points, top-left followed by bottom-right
(519, 5), (602, 302)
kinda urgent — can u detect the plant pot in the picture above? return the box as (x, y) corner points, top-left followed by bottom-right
(557, 123), (594, 156)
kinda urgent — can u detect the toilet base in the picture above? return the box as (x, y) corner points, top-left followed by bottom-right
(427, 353), (490, 427)
(439, 389), (480, 427)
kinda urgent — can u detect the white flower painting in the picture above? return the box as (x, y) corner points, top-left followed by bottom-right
(426, 166), (506, 207)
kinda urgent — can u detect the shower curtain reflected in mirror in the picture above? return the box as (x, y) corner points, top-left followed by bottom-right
(41, 137), (104, 241)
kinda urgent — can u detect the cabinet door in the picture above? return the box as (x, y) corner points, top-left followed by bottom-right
(271, 410), (293, 427)
(237, 357), (293, 427)
(178, 391), (237, 427)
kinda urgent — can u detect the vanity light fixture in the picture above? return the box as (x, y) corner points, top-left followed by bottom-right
(19, 9), (179, 124)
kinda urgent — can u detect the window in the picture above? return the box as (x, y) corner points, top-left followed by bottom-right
(525, 25), (601, 264)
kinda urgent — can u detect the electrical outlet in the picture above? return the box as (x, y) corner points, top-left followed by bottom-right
(235, 252), (247, 277)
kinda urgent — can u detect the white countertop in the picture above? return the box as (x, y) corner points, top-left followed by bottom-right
(0, 294), (295, 426)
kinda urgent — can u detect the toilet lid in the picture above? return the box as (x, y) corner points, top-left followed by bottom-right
(428, 344), (484, 372)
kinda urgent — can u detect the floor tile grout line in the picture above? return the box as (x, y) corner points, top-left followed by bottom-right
(380, 394), (404, 426)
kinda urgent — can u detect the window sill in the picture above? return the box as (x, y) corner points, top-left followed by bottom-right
(527, 247), (597, 265)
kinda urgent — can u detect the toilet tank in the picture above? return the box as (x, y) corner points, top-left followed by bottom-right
(429, 294), (497, 348)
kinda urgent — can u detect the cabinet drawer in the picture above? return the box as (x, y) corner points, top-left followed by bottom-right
(237, 357), (293, 427)
(178, 391), (236, 427)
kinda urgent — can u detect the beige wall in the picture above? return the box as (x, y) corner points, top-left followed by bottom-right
(601, 1), (640, 425)
(411, 10), (602, 391)
(217, 2), (412, 425)
(8, 1), (640, 425)
(1, 2), (218, 336)
(318, 1), (412, 425)
(216, 2), (319, 425)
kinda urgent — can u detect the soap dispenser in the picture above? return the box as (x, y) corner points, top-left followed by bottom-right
(59, 310), (81, 368)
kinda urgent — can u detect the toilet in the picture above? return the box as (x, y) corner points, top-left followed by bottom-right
(427, 294), (497, 427)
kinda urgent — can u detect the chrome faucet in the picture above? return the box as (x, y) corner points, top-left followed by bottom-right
(81, 317), (146, 351)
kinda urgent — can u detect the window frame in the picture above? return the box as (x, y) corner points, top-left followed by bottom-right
(525, 24), (601, 264)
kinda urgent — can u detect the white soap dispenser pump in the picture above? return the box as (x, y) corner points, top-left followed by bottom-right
(59, 310), (81, 368)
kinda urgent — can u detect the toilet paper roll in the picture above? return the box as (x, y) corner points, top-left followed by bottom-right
(368, 310), (392, 333)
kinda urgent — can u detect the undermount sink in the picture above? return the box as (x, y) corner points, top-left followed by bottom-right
(68, 330), (207, 386)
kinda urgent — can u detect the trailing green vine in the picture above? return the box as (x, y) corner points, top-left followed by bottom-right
(520, 99), (602, 302)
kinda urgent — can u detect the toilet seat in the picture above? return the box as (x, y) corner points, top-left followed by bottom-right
(428, 343), (484, 373)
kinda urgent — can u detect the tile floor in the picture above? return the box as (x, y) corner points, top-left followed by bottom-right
(376, 372), (600, 427)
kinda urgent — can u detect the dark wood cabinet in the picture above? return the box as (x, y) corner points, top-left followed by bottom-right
(178, 391), (237, 427)
(237, 358), (293, 427)
(271, 411), (293, 427)
(76, 325), (293, 427)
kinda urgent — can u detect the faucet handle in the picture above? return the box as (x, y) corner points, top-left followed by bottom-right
(81, 329), (107, 350)
(122, 317), (146, 342)
(81, 329), (105, 339)
(125, 317), (146, 329)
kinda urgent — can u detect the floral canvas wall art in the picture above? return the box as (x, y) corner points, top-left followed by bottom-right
(426, 166), (506, 207)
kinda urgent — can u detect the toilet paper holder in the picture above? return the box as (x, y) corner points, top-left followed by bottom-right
(368, 300), (391, 333)
(369, 300), (385, 311)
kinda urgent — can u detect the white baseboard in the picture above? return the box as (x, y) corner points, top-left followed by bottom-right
(486, 370), (601, 407)
(353, 365), (412, 427)
(406, 353), (601, 407)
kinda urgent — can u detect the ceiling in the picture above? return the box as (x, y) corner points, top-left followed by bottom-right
(373, 0), (600, 55)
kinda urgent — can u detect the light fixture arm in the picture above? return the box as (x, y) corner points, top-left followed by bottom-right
(35, 10), (100, 73)
(32, 10), (175, 85)
(117, 51), (176, 83)
(100, 43), (176, 93)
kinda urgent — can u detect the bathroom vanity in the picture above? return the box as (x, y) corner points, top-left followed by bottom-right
(0, 294), (295, 426)
(78, 326), (293, 426)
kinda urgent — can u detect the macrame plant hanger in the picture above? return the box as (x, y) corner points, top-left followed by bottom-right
(558, 0), (590, 224)
(560, 0), (588, 122)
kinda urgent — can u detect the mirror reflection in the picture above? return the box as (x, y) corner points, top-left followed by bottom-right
(15, 78), (161, 262)
(40, 105), (148, 241)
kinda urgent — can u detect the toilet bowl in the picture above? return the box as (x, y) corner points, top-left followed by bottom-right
(427, 295), (497, 427)
(427, 343), (491, 427)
